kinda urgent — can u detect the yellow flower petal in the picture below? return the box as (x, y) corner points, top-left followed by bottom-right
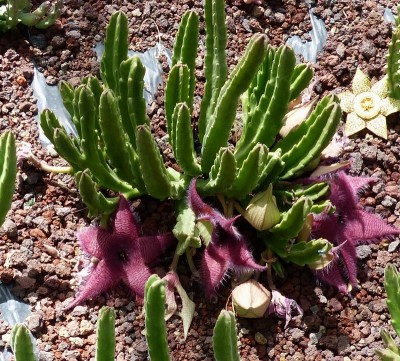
(337, 92), (355, 113)
(352, 68), (371, 95)
(366, 114), (387, 139)
(344, 113), (366, 137)
(371, 75), (389, 99)
(381, 97), (400, 116)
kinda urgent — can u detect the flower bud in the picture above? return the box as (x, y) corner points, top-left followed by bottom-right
(232, 279), (271, 318)
(245, 185), (280, 231)
(280, 98), (317, 137)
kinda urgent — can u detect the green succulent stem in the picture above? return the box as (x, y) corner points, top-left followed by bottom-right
(96, 306), (116, 361)
(10, 324), (36, 361)
(213, 310), (240, 361)
(0, 131), (16, 227)
(145, 275), (171, 361)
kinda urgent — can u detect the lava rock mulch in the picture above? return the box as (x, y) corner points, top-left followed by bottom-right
(1, 0), (400, 360)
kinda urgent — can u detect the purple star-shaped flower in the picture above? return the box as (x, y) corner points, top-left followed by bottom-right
(312, 171), (400, 293)
(188, 180), (266, 296)
(66, 196), (176, 309)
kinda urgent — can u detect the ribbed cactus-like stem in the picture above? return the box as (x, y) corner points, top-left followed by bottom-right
(78, 86), (134, 193)
(165, 64), (191, 151)
(198, 0), (228, 142)
(75, 170), (120, 217)
(275, 182), (329, 204)
(171, 10), (199, 113)
(289, 64), (314, 101)
(199, 147), (236, 194)
(256, 149), (285, 188)
(387, 27), (400, 100)
(136, 125), (172, 200)
(34, 0), (62, 29)
(225, 144), (269, 199)
(10, 324), (36, 361)
(172, 103), (201, 176)
(213, 310), (240, 361)
(100, 11), (128, 94)
(0, 131), (16, 227)
(385, 265), (400, 337)
(145, 275), (171, 361)
(59, 80), (75, 121)
(95, 306), (116, 361)
(234, 45), (296, 165)
(99, 89), (136, 184)
(19, 1), (49, 26)
(376, 329), (400, 360)
(376, 265), (400, 360)
(269, 197), (312, 248)
(284, 238), (332, 267)
(119, 56), (149, 148)
(274, 95), (342, 179)
(201, 34), (267, 173)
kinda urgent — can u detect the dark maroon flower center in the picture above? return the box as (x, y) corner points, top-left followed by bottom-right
(118, 250), (129, 262)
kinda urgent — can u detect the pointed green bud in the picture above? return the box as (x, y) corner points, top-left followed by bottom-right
(232, 279), (271, 318)
(245, 185), (280, 231)
(307, 245), (335, 270)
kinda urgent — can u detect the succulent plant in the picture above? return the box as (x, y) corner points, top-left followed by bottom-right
(376, 265), (400, 360)
(0, 0), (62, 32)
(338, 68), (400, 139)
(41, 0), (340, 206)
(0, 131), (17, 227)
(39, 0), (344, 297)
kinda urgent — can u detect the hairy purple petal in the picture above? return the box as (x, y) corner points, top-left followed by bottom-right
(77, 227), (107, 259)
(138, 234), (177, 264)
(113, 195), (139, 241)
(66, 260), (121, 310)
(188, 181), (265, 296)
(122, 260), (153, 298)
(188, 180), (240, 238)
(67, 196), (176, 309)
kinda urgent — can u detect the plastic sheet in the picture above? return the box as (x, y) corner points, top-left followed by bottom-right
(32, 67), (78, 147)
(384, 7), (396, 24)
(286, 9), (328, 63)
(35, 43), (172, 147)
(0, 284), (33, 361)
(95, 42), (172, 105)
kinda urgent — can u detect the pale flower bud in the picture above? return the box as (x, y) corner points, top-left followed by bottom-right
(232, 279), (271, 318)
(245, 185), (280, 231)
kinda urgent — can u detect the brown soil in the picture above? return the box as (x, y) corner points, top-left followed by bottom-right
(1, 0), (400, 360)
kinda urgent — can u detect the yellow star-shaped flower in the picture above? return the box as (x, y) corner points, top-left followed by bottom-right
(338, 68), (400, 139)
